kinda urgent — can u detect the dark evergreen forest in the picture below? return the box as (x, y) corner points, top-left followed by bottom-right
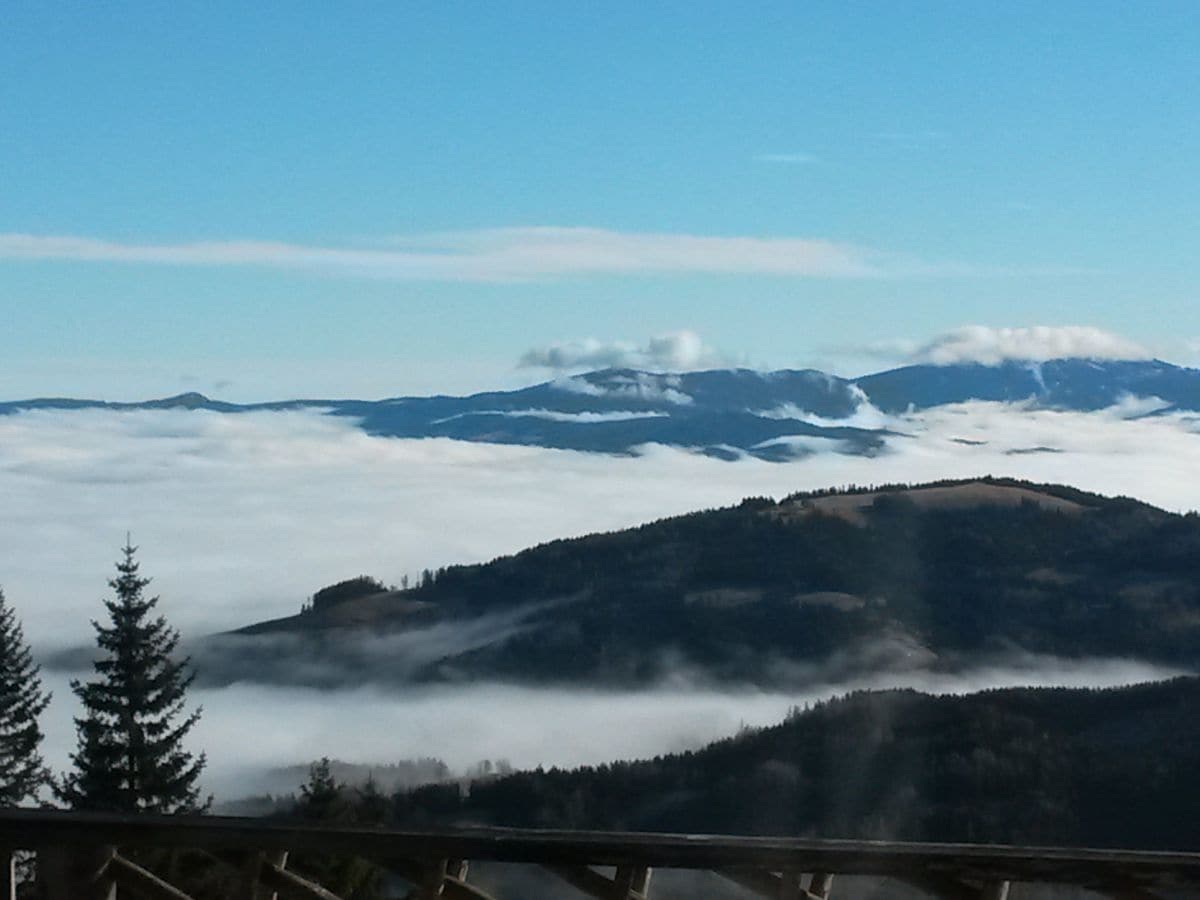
(354, 679), (1200, 852)
(218, 478), (1200, 688)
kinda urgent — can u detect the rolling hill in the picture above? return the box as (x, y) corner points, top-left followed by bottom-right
(196, 477), (1200, 688)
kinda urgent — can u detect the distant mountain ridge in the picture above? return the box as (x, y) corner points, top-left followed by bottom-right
(6, 357), (1199, 460)
(857, 358), (1200, 413)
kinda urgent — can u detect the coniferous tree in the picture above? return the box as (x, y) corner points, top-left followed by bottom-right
(292, 760), (384, 899)
(57, 541), (207, 813)
(0, 588), (51, 805)
(297, 758), (344, 821)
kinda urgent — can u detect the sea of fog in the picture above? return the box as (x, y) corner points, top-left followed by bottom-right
(3, 402), (1199, 798)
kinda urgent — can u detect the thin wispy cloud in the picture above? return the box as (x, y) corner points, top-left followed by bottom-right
(0, 227), (894, 282)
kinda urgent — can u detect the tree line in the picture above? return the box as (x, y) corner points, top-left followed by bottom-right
(0, 540), (205, 813)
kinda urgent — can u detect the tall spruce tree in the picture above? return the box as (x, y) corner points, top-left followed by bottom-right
(0, 588), (51, 805)
(58, 540), (207, 813)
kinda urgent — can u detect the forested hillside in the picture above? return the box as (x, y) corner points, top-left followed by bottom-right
(207, 477), (1200, 688)
(387, 678), (1200, 851)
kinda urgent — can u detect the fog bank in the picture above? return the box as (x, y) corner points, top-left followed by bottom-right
(40, 658), (1186, 800)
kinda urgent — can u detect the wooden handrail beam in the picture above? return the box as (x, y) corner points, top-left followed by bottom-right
(6, 810), (1198, 897)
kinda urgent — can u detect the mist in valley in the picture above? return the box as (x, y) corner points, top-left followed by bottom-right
(35, 656), (1185, 802)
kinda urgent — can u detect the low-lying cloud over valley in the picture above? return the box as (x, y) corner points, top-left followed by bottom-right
(5, 398), (1200, 798)
(38, 661), (1188, 801)
(6, 400), (1200, 648)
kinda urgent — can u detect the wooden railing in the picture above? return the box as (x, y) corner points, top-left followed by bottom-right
(1, 808), (1198, 899)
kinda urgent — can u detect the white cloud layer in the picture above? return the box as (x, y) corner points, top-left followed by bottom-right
(4, 402), (1200, 650)
(6, 403), (1200, 798)
(0, 227), (883, 281)
(913, 325), (1151, 365)
(521, 330), (722, 371)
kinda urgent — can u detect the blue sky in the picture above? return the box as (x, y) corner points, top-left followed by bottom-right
(3, 2), (1198, 400)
